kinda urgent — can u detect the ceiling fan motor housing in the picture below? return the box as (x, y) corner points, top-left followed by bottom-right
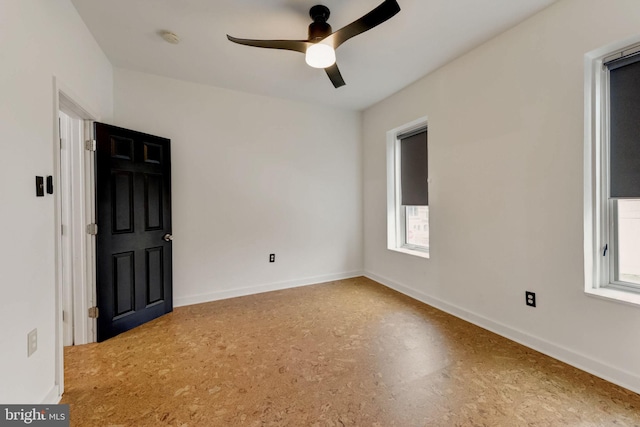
(308, 5), (332, 41)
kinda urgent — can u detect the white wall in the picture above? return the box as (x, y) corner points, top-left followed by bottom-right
(363, 0), (640, 393)
(0, 1), (113, 403)
(113, 69), (362, 306)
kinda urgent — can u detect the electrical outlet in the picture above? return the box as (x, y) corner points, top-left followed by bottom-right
(269, 254), (275, 263)
(27, 328), (37, 357)
(525, 291), (536, 307)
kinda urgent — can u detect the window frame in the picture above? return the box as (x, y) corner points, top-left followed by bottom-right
(584, 37), (640, 307)
(386, 117), (429, 259)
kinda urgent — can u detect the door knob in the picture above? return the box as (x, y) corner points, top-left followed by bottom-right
(163, 233), (173, 242)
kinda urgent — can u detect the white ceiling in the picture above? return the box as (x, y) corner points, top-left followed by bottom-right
(71, 0), (556, 111)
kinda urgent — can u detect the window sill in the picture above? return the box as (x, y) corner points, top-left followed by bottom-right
(585, 286), (640, 308)
(388, 247), (430, 259)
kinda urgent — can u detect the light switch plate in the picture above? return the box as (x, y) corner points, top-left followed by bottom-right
(35, 176), (44, 197)
(27, 328), (37, 357)
(46, 175), (53, 194)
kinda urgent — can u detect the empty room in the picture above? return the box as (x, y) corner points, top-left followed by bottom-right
(1, 0), (640, 425)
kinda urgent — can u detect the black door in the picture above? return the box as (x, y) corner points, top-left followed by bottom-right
(95, 122), (173, 342)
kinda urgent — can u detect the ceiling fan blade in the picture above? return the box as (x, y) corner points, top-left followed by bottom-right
(324, 0), (400, 49)
(325, 63), (346, 88)
(227, 35), (311, 54)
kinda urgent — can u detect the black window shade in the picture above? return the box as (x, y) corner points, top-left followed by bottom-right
(607, 54), (640, 198)
(400, 128), (428, 206)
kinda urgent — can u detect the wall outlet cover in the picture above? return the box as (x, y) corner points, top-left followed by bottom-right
(526, 291), (536, 307)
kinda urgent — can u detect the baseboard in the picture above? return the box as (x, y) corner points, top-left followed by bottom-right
(174, 270), (363, 308)
(41, 385), (61, 404)
(364, 271), (640, 395)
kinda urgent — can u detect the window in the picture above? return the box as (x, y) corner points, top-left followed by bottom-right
(387, 118), (429, 257)
(585, 39), (640, 306)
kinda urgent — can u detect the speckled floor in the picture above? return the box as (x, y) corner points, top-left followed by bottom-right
(62, 277), (640, 426)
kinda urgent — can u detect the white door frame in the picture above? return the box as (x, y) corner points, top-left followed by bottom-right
(53, 77), (99, 400)
(59, 110), (76, 346)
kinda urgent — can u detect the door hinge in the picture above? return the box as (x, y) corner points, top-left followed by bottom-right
(88, 306), (99, 319)
(86, 223), (98, 235)
(85, 139), (96, 152)
(62, 310), (66, 322)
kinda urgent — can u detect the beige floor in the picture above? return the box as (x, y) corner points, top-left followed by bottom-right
(62, 277), (640, 426)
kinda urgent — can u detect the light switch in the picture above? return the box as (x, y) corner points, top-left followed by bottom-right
(35, 176), (44, 197)
(27, 328), (37, 357)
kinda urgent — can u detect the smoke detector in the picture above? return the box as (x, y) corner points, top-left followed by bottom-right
(161, 31), (180, 44)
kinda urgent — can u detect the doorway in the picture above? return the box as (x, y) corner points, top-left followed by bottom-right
(54, 85), (174, 400)
(54, 83), (99, 400)
(58, 108), (96, 346)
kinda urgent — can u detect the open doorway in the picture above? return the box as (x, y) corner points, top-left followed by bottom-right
(58, 108), (96, 346)
(54, 81), (99, 399)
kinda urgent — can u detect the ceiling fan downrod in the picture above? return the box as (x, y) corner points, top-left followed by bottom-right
(308, 5), (332, 41)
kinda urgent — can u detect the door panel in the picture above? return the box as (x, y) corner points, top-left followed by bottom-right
(144, 174), (163, 230)
(146, 247), (164, 305)
(95, 122), (172, 342)
(113, 252), (135, 317)
(112, 171), (134, 233)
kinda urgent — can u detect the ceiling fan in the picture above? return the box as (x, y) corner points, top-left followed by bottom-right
(227, 0), (401, 88)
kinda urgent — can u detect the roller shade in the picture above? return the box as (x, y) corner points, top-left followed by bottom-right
(400, 128), (428, 206)
(607, 53), (640, 198)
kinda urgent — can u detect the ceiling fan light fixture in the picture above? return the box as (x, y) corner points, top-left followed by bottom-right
(305, 43), (336, 68)
(227, 0), (401, 87)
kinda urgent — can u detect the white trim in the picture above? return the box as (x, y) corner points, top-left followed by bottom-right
(56, 93), (98, 346)
(59, 111), (74, 346)
(387, 247), (429, 259)
(585, 286), (640, 308)
(41, 385), (62, 405)
(52, 82), (65, 407)
(53, 76), (100, 404)
(174, 271), (363, 307)
(84, 120), (98, 344)
(56, 79), (100, 121)
(58, 111), (97, 345)
(364, 270), (640, 395)
(386, 117), (430, 258)
(583, 47), (598, 296)
(386, 127), (399, 249)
